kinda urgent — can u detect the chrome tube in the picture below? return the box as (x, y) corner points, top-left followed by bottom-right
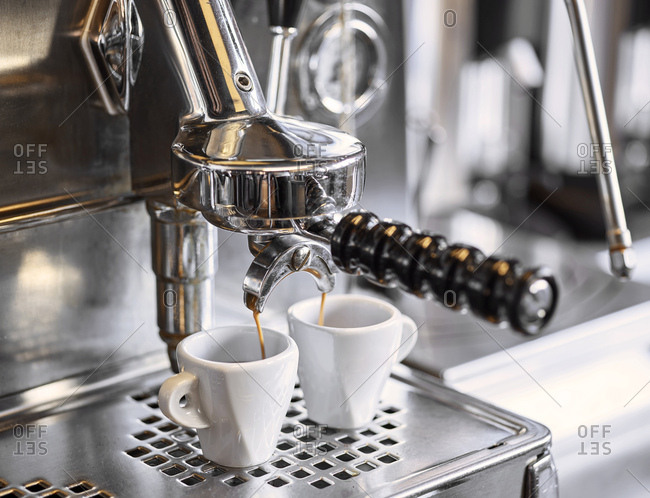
(564, 0), (636, 279)
(158, 0), (266, 120)
(147, 200), (218, 371)
(266, 27), (296, 114)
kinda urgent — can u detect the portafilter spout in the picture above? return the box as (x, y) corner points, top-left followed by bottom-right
(159, 0), (365, 234)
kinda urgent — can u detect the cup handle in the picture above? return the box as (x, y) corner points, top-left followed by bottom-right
(396, 315), (418, 364)
(158, 371), (210, 429)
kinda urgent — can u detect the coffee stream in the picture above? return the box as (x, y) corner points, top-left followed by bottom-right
(252, 293), (328, 360)
(318, 292), (326, 327)
(253, 311), (266, 360)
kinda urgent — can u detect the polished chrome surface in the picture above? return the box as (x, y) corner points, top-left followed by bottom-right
(564, 0), (635, 279)
(159, 0), (266, 120)
(172, 115), (366, 233)
(81, 0), (144, 115)
(0, 0), (132, 224)
(243, 234), (336, 313)
(295, 3), (389, 128)
(156, 0), (367, 233)
(0, 360), (554, 497)
(147, 199), (219, 371)
(267, 27), (297, 114)
(0, 202), (161, 398)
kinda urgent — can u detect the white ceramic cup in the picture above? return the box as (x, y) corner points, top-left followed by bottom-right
(287, 294), (418, 429)
(158, 326), (298, 468)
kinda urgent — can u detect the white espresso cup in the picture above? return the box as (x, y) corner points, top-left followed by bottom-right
(287, 294), (418, 429)
(158, 326), (298, 467)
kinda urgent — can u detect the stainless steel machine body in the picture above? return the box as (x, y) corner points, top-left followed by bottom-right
(11, 0), (650, 495)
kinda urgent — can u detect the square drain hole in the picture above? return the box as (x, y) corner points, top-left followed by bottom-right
(224, 476), (246, 487)
(144, 455), (169, 467)
(87, 492), (112, 498)
(357, 444), (377, 454)
(276, 440), (295, 451)
(268, 477), (289, 488)
(133, 430), (155, 441)
(321, 427), (338, 435)
(291, 468), (312, 479)
(185, 456), (208, 467)
(381, 421), (400, 430)
(167, 447), (191, 458)
(380, 437), (399, 446)
(157, 422), (179, 433)
(248, 467), (268, 478)
(131, 391), (152, 401)
(172, 430), (196, 442)
(378, 453), (399, 464)
(299, 418), (316, 426)
(360, 429), (376, 437)
(24, 480), (50, 492)
(316, 442), (336, 453)
(271, 458), (292, 469)
(140, 415), (161, 425)
(126, 446), (150, 458)
(151, 438), (173, 449)
(310, 478), (332, 489)
(337, 435), (357, 445)
(313, 459), (334, 471)
(180, 474), (205, 487)
(294, 450), (314, 461)
(0, 490), (23, 498)
(291, 395), (303, 402)
(286, 408), (301, 417)
(161, 464), (185, 476)
(203, 465), (226, 476)
(67, 481), (92, 493)
(297, 435), (315, 443)
(383, 406), (400, 414)
(356, 461), (378, 472)
(191, 441), (201, 449)
(333, 469), (358, 481)
(42, 490), (67, 498)
(147, 401), (159, 409)
(280, 424), (295, 434)
(335, 451), (357, 462)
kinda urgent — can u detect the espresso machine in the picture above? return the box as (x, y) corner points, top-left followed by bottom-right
(1, 0), (648, 496)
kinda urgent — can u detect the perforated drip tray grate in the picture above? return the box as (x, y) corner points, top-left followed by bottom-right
(126, 383), (406, 492)
(0, 363), (552, 497)
(0, 477), (111, 497)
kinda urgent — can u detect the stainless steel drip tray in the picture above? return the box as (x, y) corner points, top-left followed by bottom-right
(0, 357), (553, 497)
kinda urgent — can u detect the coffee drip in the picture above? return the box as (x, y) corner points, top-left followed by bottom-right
(252, 292), (328, 360)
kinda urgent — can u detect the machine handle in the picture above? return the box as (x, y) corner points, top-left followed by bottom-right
(329, 212), (558, 335)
